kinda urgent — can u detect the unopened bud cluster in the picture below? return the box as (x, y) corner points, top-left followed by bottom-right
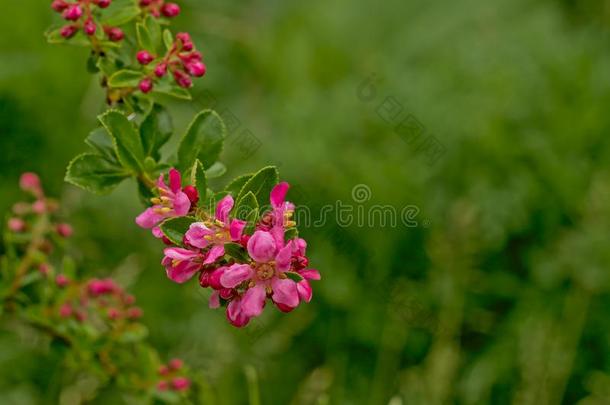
(51, 0), (124, 41)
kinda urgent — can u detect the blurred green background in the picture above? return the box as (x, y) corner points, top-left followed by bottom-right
(2, 0), (610, 403)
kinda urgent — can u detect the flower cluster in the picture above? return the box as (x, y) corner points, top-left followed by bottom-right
(136, 168), (321, 327)
(51, 0), (124, 41)
(139, 0), (181, 18)
(156, 358), (191, 392)
(136, 32), (207, 93)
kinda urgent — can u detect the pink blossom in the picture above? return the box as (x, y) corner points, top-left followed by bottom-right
(8, 218), (25, 232)
(162, 245), (225, 283)
(219, 230), (299, 326)
(56, 223), (73, 237)
(136, 168), (191, 230)
(184, 195), (246, 256)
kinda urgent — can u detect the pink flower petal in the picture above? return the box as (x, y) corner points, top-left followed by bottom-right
(229, 219), (247, 241)
(173, 190), (191, 216)
(300, 269), (321, 280)
(185, 222), (213, 248)
(168, 168), (182, 193)
(215, 195), (234, 223)
(136, 207), (164, 228)
(226, 298), (250, 327)
(152, 226), (164, 238)
(166, 260), (200, 283)
(297, 280), (312, 303)
(203, 245), (225, 264)
(247, 231), (277, 263)
(270, 182), (289, 208)
(163, 247), (198, 261)
(275, 244), (292, 272)
(209, 291), (220, 308)
(220, 264), (253, 288)
(241, 284), (267, 318)
(271, 278), (299, 308)
(291, 238), (307, 256)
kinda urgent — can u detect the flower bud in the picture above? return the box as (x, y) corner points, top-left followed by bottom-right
(56, 223), (73, 238)
(8, 218), (25, 232)
(59, 303), (73, 318)
(20, 172), (41, 193)
(32, 200), (46, 214)
(158, 365), (170, 375)
(105, 27), (124, 41)
(185, 61), (206, 77)
(176, 32), (193, 51)
(96, 0), (111, 8)
(169, 358), (183, 370)
(124, 294), (136, 305)
(127, 307), (143, 319)
(84, 19), (97, 36)
(51, 0), (69, 12)
(173, 70), (192, 88)
(139, 78), (154, 93)
(154, 63), (167, 77)
(62, 4), (82, 21)
(171, 377), (190, 391)
(39, 263), (50, 276)
(182, 185), (199, 205)
(157, 381), (169, 391)
(56, 274), (70, 288)
(136, 50), (154, 65)
(107, 308), (121, 319)
(161, 3), (180, 17)
(139, 0), (153, 5)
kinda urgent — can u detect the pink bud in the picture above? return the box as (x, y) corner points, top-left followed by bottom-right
(32, 200), (46, 214)
(154, 63), (167, 77)
(60, 24), (78, 38)
(20, 172), (41, 193)
(56, 274), (70, 288)
(173, 70), (192, 88)
(171, 377), (190, 391)
(8, 218), (25, 232)
(136, 50), (154, 65)
(176, 32), (193, 51)
(51, 0), (69, 12)
(185, 61), (206, 77)
(161, 3), (180, 17)
(124, 294), (136, 305)
(139, 0), (153, 5)
(84, 19), (96, 36)
(75, 309), (88, 322)
(169, 358), (183, 370)
(59, 303), (73, 318)
(62, 4), (82, 21)
(105, 27), (124, 41)
(88, 278), (118, 296)
(96, 0), (111, 8)
(182, 185), (199, 205)
(56, 223), (73, 238)
(127, 307), (143, 319)
(158, 365), (170, 375)
(107, 308), (121, 319)
(39, 263), (50, 276)
(157, 381), (169, 391)
(139, 78), (154, 93)
(239, 234), (250, 248)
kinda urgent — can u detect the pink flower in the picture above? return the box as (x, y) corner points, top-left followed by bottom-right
(162, 245), (225, 283)
(171, 377), (190, 391)
(56, 223), (73, 237)
(8, 218), (25, 232)
(219, 230), (300, 326)
(136, 168), (191, 230)
(184, 195), (246, 255)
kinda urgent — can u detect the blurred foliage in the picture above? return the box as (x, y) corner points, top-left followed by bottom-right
(2, 0), (610, 404)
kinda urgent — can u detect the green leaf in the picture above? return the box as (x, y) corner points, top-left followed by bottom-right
(285, 272), (304, 282)
(140, 104), (173, 160)
(225, 174), (253, 196)
(136, 23), (154, 52)
(99, 110), (145, 173)
(284, 227), (299, 240)
(235, 166), (279, 211)
(234, 191), (259, 223)
(223, 243), (250, 262)
(144, 15), (162, 53)
(206, 161), (227, 179)
(159, 216), (197, 245)
(100, 0), (140, 26)
(177, 110), (226, 172)
(45, 27), (90, 46)
(189, 159), (207, 202)
(85, 127), (117, 162)
(107, 70), (144, 88)
(65, 153), (129, 195)
(152, 82), (192, 100)
(163, 29), (174, 51)
(118, 323), (149, 343)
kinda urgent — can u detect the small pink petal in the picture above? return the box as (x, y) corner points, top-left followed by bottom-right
(247, 231), (277, 263)
(215, 195), (234, 223)
(136, 207), (165, 228)
(270, 182), (289, 208)
(168, 168), (182, 193)
(291, 238), (307, 256)
(185, 222), (213, 248)
(275, 244), (292, 272)
(241, 284), (267, 318)
(300, 269), (321, 280)
(152, 226), (164, 238)
(220, 264), (253, 288)
(173, 191), (191, 216)
(297, 280), (312, 302)
(166, 260), (200, 283)
(163, 247), (198, 261)
(229, 219), (247, 241)
(209, 291), (220, 308)
(203, 245), (225, 264)
(271, 278), (299, 308)
(227, 298), (250, 327)
(275, 302), (295, 313)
